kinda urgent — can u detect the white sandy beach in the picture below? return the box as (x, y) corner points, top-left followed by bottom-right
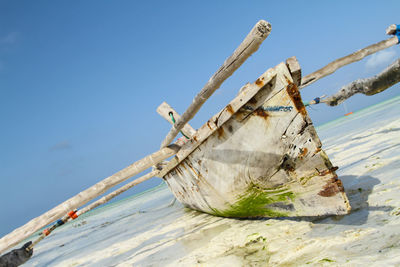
(22, 95), (400, 266)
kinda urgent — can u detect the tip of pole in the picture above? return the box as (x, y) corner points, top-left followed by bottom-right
(255, 20), (272, 36)
(386, 24), (397, 35)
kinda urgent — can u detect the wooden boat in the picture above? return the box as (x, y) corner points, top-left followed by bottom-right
(3, 21), (399, 255)
(159, 61), (351, 218)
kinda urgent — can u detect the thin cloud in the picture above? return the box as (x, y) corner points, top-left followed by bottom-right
(365, 49), (397, 70)
(49, 141), (72, 152)
(0, 32), (19, 45)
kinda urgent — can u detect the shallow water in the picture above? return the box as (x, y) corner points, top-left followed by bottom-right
(24, 94), (400, 266)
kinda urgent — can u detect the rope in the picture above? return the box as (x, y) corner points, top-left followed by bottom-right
(26, 210), (78, 252)
(168, 112), (190, 140)
(304, 95), (326, 107)
(396, 25), (400, 43)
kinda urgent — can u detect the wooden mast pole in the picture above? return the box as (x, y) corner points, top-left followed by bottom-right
(160, 20), (271, 148)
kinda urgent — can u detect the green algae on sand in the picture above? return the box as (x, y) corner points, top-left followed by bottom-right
(212, 183), (295, 218)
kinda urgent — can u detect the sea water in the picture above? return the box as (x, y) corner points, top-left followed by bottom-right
(24, 95), (400, 266)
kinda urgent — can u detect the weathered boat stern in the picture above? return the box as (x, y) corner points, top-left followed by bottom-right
(161, 61), (351, 218)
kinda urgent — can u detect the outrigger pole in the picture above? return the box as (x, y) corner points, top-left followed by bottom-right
(0, 20), (272, 255)
(26, 105), (195, 251)
(27, 171), (158, 251)
(303, 24), (400, 106)
(160, 20), (272, 148)
(300, 29), (399, 89)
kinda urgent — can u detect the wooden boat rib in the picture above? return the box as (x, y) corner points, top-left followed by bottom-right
(159, 62), (351, 218)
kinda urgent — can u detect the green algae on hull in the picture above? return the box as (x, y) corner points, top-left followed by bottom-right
(212, 184), (296, 218)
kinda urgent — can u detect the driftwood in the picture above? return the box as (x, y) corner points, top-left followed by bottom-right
(324, 58), (400, 106)
(0, 144), (181, 254)
(300, 36), (399, 88)
(160, 20), (271, 148)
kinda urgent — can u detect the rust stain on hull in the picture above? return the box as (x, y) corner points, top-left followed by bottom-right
(318, 166), (339, 176)
(286, 82), (306, 116)
(226, 104), (235, 115)
(206, 121), (213, 130)
(255, 108), (269, 119)
(217, 127), (225, 139)
(312, 147), (322, 156)
(255, 77), (265, 87)
(318, 175), (345, 197)
(298, 147), (308, 159)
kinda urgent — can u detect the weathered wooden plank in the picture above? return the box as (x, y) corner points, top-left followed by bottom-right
(0, 144), (180, 254)
(286, 56), (301, 87)
(300, 36), (399, 88)
(158, 65), (278, 178)
(160, 20), (271, 148)
(157, 102), (196, 138)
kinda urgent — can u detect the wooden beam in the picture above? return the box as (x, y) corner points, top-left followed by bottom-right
(27, 170), (159, 251)
(160, 20), (271, 148)
(77, 170), (158, 216)
(323, 58), (400, 106)
(3, 105), (196, 253)
(0, 144), (180, 254)
(157, 102), (196, 138)
(286, 56), (302, 87)
(300, 36), (399, 89)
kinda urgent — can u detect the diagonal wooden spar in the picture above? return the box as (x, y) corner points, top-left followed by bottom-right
(160, 20), (271, 148)
(0, 144), (181, 254)
(300, 36), (399, 89)
(25, 104), (194, 252)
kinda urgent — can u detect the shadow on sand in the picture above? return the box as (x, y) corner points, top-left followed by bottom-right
(275, 174), (394, 226)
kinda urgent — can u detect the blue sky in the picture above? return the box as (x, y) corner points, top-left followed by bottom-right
(0, 1), (399, 237)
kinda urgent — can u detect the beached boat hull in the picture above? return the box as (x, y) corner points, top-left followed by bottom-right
(160, 62), (351, 218)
